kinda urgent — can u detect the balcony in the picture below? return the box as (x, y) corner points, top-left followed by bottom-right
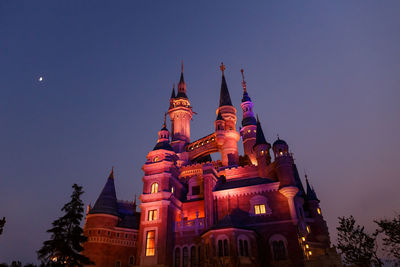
(174, 217), (205, 234)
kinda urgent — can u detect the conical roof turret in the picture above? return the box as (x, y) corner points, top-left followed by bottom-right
(219, 63), (233, 107)
(254, 116), (269, 146)
(90, 168), (119, 216)
(176, 62), (188, 99)
(305, 174), (319, 201)
(170, 84), (176, 99)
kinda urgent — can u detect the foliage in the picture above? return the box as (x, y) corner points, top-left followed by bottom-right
(0, 217), (5, 236)
(337, 215), (382, 267)
(375, 214), (400, 262)
(37, 184), (93, 267)
(10, 262), (21, 267)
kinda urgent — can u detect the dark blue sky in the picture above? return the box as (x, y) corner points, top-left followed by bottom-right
(1, 1), (400, 264)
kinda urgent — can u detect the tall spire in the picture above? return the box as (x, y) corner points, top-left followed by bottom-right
(241, 69), (251, 102)
(89, 168), (119, 216)
(219, 62), (233, 107)
(177, 61), (187, 98)
(305, 173), (319, 201)
(255, 115), (268, 146)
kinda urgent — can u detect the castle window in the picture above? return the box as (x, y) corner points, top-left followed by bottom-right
(223, 239), (229, 256)
(174, 247), (181, 267)
(239, 240), (244, 256)
(129, 256), (134, 265)
(182, 247), (189, 267)
(125, 234), (128, 238)
(192, 185), (200, 195)
(272, 241), (287, 260)
(218, 240), (223, 257)
(171, 186), (175, 194)
(98, 230), (101, 235)
(244, 240), (249, 256)
(317, 208), (321, 215)
(254, 204), (266, 215)
(150, 182), (159, 194)
(190, 246), (196, 267)
(116, 233), (120, 237)
(115, 261), (121, 267)
(153, 156), (160, 162)
(145, 230), (155, 256)
(108, 231), (111, 236)
(148, 209), (157, 221)
(269, 234), (288, 261)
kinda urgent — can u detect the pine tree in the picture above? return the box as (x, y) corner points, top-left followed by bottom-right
(337, 215), (382, 267)
(38, 184), (93, 266)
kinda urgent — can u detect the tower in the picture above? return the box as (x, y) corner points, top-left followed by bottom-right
(137, 118), (181, 266)
(239, 69), (258, 165)
(168, 64), (193, 153)
(215, 63), (240, 166)
(252, 116), (271, 177)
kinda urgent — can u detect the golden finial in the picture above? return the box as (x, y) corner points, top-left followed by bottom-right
(240, 68), (247, 93)
(220, 62), (226, 74)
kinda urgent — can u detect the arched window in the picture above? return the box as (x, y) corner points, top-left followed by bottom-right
(269, 234), (288, 261)
(223, 239), (229, 256)
(145, 230), (155, 256)
(239, 239), (244, 256)
(174, 247), (181, 267)
(150, 182), (159, 193)
(129, 256), (134, 265)
(190, 246), (196, 267)
(115, 261), (121, 267)
(244, 240), (249, 256)
(218, 240), (223, 257)
(182, 247), (189, 267)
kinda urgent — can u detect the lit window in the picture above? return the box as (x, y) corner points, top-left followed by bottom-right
(305, 244), (309, 249)
(317, 208), (321, 214)
(171, 186), (175, 194)
(301, 237), (306, 242)
(247, 130), (251, 133)
(308, 251), (312, 256)
(279, 151), (283, 156)
(148, 209), (157, 221)
(153, 156), (159, 162)
(151, 183), (159, 193)
(261, 150), (264, 155)
(145, 231), (155, 256)
(254, 204), (266, 215)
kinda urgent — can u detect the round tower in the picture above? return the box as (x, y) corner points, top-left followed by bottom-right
(168, 63), (193, 153)
(215, 63), (240, 166)
(239, 69), (258, 165)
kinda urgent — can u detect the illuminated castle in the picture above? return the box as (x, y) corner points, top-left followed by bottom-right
(82, 64), (342, 267)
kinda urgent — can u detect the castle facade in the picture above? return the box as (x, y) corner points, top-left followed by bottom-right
(82, 64), (341, 267)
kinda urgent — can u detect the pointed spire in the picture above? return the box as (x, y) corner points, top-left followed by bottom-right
(219, 62), (233, 107)
(170, 84), (176, 99)
(305, 173), (319, 201)
(241, 69), (252, 102)
(177, 61), (188, 99)
(255, 115), (268, 146)
(162, 112), (167, 130)
(90, 168), (119, 216)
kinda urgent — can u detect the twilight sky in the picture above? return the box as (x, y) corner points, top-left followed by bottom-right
(1, 0), (400, 264)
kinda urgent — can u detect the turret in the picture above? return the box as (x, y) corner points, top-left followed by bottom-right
(239, 69), (258, 165)
(215, 63), (240, 166)
(168, 63), (193, 153)
(252, 116), (271, 177)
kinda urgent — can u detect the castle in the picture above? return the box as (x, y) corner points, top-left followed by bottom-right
(82, 64), (342, 267)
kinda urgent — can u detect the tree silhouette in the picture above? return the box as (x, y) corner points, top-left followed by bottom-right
(375, 214), (400, 263)
(37, 184), (93, 266)
(337, 215), (382, 267)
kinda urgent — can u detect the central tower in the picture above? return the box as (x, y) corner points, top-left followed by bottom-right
(168, 63), (194, 153)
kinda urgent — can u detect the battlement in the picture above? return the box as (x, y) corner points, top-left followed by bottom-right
(222, 164), (259, 180)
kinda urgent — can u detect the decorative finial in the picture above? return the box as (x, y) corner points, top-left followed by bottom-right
(109, 166), (114, 179)
(256, 114), (260, 122)
(277, 134), (280, 140)
(181, 60), (184, 73)
(163, 112), (167, 128)
(220, 62), (226, 74)
(173, 83), (175, 90)
(241, 69), (247, 93)
(304, 169), (308, 181)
